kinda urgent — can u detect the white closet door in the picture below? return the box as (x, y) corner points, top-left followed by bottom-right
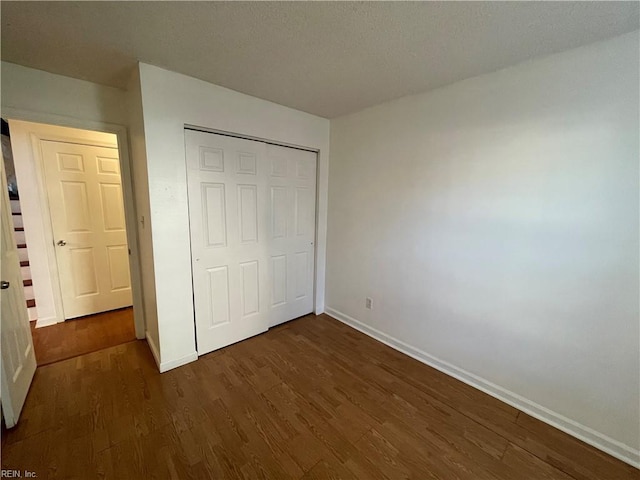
(186, 130), (317, 355)
(186, 131), (271, 354)
(266, 144), (316, 326)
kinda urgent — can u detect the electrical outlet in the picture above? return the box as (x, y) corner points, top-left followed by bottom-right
(365, 297), (373, 310)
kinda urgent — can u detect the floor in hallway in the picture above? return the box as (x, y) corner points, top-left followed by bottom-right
(30, 306), (135, 366)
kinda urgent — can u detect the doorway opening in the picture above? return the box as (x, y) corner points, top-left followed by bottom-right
(3, 119), (139, 366)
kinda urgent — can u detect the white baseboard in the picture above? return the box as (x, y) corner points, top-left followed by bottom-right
(159, 351), (198, 373)
(324, 307), (640, 469)
(35, 315), (58, 328)
(145, 331), (161, 371)
(145, 332), (198, 373)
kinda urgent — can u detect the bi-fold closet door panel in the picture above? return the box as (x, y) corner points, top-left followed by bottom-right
(185, 130), (316, 355)
(266, 144), (316, 327)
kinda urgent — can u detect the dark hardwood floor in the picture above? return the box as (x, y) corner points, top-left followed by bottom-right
(30, 307), (136, 366)
(3, 314), (636, 479)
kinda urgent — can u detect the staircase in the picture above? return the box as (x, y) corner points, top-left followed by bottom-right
(11, 198), (37, 322)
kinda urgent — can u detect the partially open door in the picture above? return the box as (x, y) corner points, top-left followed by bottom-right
(40, 140), (132, 319)
(1, 156), (36, 428)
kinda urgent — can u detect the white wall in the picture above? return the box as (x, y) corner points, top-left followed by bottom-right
(126, 69), (159, 356)
(1, 62), (127, 126)
(326, 31), (639, 466)
(137, 63), (330, 372)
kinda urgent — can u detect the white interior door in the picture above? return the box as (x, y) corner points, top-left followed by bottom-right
(266, 144), (316, 326)
(185, 130), (317, 355)
(1, 158), (36, 428)
(41, 140), (132, 319)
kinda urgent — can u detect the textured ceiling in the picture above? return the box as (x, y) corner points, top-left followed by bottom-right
(1, 2), (638, 118)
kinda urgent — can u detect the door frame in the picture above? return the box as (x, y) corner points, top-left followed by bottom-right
(2, 108), (145, 339)
(184, 125), (321, 320)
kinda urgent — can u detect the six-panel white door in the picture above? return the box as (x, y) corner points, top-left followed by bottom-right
(41, 140), (132, 319)
(185, 130), (317, 355)
(266, 144), (316, 326)
(1, 158), (36, 428)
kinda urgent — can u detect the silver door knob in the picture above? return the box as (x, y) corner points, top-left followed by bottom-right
(0, 281), (9, 290)
(57, 240), (67, 246)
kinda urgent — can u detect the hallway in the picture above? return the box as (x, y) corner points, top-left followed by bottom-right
(30, 307), (135, 366)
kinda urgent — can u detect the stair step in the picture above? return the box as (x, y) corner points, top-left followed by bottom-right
(21, 266), (31, 281)
(26, 299), (36, 308)
(12, 212), (21, 216)
(23, 279), (32, 287)
(17, 243), (27, 249)
(18, 248), (29, 263)
(20, 260), (29, 267)
(24, 285), (35, 301)
(10, 200), (21, 214)
(15, 227), (24, 232)
(15, 231), (26, 244)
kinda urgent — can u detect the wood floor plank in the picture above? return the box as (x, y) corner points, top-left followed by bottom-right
(30, 307), (136, 366)
(301, 452), (359, 480)
(352, 427), (413, 480)
(2, 314), (637, 479)
(501, 443), (575, 480)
